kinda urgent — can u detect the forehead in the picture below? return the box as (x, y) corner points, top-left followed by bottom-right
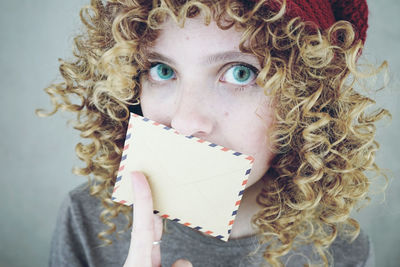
(146, 16), (260, 67)
(157, 16), (242, 41)
(152, 16), (241, 52)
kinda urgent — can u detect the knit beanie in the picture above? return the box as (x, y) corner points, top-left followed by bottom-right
(252, 0), (369, 44)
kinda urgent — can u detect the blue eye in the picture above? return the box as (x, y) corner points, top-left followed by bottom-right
(149, 63), (175, 81)
(223, 65), (257, 85)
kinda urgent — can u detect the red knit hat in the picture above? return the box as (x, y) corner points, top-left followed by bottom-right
(252, 0), (369, 44)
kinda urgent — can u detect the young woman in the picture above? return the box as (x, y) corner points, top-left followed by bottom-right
(43, 0), (389, 266)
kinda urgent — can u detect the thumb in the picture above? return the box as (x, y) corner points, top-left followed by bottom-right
(171, 259), (193, 267)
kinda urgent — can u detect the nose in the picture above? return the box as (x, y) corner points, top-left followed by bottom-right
(170, 88), (214, 138)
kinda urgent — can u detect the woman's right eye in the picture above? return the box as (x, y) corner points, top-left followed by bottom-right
(148, 63), (176, 81)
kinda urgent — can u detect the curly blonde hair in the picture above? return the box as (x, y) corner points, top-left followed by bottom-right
(38, 0), (390, 266)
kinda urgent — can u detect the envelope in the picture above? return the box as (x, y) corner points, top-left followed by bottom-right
(112, 113), (254, 241)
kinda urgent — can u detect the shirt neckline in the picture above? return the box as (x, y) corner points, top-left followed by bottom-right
(165, 219), (264, 248)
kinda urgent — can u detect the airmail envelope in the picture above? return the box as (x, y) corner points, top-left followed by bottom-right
(112, 113), (254, 241)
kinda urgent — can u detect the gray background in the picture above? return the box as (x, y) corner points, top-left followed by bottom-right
(0, 0), (399, 266)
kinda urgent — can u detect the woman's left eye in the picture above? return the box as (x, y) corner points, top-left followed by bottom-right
(221, 64), (258, 86)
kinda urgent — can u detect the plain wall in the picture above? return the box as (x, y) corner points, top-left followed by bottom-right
(0, 0), (399, 266)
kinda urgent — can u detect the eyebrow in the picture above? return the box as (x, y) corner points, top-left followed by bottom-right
(145, 51), (260, 67)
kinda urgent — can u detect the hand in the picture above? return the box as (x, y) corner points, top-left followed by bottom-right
(123, 171), (193, 267)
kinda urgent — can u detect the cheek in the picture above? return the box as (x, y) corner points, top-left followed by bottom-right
(245, 137), (275, 187)
(225, 114), (272, 185)
(240, 105), (275, 186)
(247, 129), (271, 166)
(140, 91), (171, 124)
(233, 105), (274, 156)
(139, 95), (154, 117)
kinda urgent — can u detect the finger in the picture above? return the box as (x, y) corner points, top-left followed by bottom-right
(132, 171), (154, 232)
(125, 171), (156, 266)
(151, 215), (163, 266)
(153, 215), (163, 240)
(171, 259), (193, 267)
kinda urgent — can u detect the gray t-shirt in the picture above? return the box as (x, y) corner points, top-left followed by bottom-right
(49, 182), (374, 266)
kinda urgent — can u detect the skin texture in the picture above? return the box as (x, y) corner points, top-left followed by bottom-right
(124, 16), (276, 266)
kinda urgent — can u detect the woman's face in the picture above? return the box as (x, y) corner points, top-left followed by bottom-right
(140, 16), (275, 188)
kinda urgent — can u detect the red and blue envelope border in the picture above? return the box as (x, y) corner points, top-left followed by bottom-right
(112, 113), (254, 241)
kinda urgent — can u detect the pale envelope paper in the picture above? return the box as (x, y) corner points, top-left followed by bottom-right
(112, 113), (254, 241)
